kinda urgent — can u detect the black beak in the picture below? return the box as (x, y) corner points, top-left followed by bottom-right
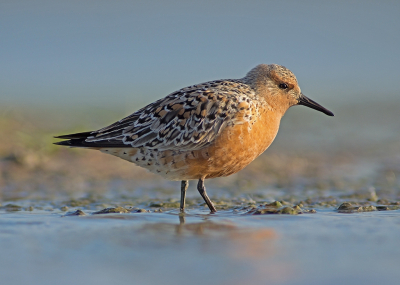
(297, 94), (334, 116)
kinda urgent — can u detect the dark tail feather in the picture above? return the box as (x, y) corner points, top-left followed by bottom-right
(53, 138), (92, 147)
(54, 131), (94, 147)
(54, 131), (92, 139)
(54, 134), (125, 148)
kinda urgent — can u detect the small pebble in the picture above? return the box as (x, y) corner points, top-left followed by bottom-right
(64, 209), (86, 216)
(93, 207), (130, 214)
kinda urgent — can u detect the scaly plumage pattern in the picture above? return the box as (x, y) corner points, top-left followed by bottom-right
(85, 80), (261, 151)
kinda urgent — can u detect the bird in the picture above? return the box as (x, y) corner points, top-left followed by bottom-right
(54, 64), (334, 213)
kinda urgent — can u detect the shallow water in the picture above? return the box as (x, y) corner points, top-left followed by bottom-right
(1, 206), (400, 285)
(0, 100), (399, 284)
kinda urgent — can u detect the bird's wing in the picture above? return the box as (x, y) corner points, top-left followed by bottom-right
(56, 80), (257, 151)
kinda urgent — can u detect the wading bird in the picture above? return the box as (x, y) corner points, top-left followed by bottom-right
(55, 64), (334, 213)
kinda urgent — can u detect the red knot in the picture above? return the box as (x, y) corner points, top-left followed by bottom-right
(55, 64), (334, 213)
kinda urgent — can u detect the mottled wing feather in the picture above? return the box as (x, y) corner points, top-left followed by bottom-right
(85, 80), (257, 151)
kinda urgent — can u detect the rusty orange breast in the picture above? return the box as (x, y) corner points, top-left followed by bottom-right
(184, 109), (282, 179)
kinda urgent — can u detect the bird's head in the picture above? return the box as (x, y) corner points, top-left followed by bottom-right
(243, 64), (334, 116)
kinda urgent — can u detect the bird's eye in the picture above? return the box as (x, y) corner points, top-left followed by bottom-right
(279, 83), (288, 89)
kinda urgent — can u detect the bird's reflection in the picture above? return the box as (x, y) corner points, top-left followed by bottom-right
(137, 212), (278, 259)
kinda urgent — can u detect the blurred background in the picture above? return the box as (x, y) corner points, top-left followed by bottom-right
(2, 0), (399, 106)
(0, 0), (399, 200)
(1, 2), (400, 285)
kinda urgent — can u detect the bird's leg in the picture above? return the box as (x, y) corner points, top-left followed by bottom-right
(197, 178), (217, 213)
(180, 180), (189, 212)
